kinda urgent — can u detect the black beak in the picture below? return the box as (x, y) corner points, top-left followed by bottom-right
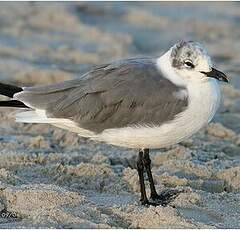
(201, 68), (229, 83)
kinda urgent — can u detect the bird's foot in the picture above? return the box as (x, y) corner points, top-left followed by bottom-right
(140, 189), (181, 207)
(149, 189), (181, 206)
(140, 198), (159, 207)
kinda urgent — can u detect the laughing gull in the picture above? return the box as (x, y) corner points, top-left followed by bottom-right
(0, 40), (229, 206)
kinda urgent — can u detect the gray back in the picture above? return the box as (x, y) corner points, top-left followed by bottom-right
(16, 58), (189, 133)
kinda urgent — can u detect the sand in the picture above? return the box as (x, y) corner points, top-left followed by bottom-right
(0, 2), (239, 228)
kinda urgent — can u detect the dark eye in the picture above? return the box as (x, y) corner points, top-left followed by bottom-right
(184, 60), (194, 69)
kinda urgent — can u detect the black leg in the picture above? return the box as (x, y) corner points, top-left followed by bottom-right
(142, 149), (159, 198)
(136, 149), (148, 205)
(142, 148), (181, 206)
(137, 149), (162, 206)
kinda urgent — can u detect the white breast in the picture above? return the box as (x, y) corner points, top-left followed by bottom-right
(94, 79), (221, 148)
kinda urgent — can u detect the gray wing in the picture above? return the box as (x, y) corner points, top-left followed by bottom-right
(15, 58), (188, 133)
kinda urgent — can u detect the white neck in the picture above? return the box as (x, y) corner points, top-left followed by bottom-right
(156, 50), (186, 87)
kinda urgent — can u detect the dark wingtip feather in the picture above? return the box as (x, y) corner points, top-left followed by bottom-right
(0, 100), (29, 108)
(0, 83), (23, 98)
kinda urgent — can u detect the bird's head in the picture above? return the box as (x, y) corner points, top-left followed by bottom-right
(169, 40), (229, 83)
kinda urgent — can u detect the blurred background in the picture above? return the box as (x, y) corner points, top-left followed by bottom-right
(0, 2), (239, 228)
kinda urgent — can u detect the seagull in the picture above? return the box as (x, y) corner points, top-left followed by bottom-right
(0, 40), (229, 206)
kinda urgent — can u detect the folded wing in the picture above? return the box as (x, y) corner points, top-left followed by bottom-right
(14, 58), (188, 133)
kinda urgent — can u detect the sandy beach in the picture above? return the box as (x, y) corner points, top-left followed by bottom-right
(0, 2), (239, 228)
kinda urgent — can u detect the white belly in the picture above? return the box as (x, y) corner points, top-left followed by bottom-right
(93, 79), (221, 148)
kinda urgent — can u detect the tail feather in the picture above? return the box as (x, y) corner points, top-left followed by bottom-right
(0, 82), (23, 98)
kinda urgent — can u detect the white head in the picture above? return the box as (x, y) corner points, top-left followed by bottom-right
(159, 40), (229, 85)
